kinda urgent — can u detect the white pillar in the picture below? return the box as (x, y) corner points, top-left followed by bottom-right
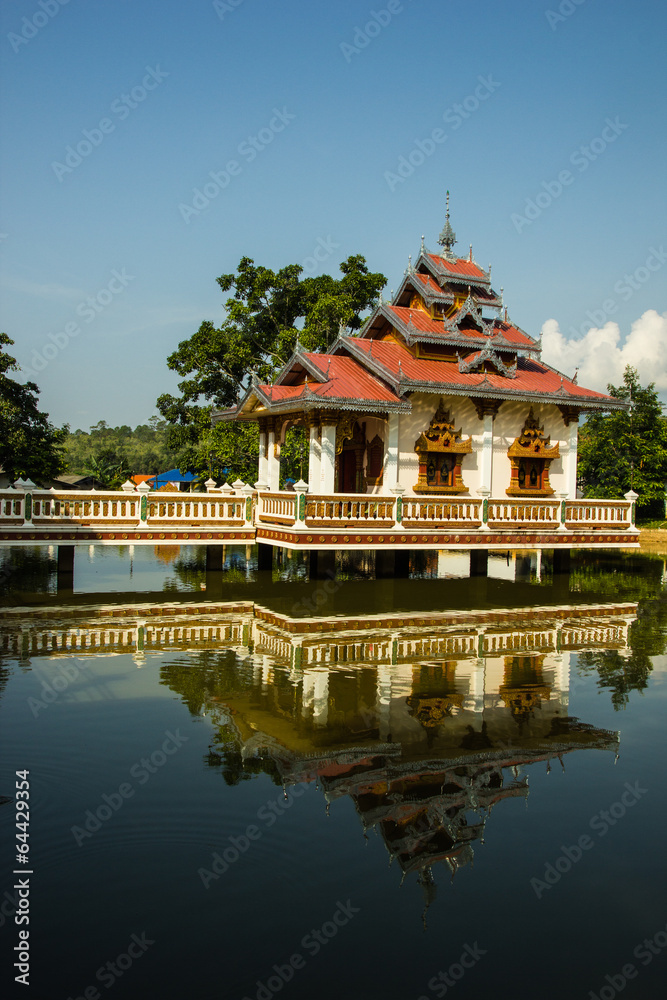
(267, 426), (280, 491)
(320, 424), (336, 494)
(566, 420), (578, 498)
(308, 423), (321, 494)
(385, 412), (400, 489)
(257, 425), (268, 486)
(480, 413), (494, 494)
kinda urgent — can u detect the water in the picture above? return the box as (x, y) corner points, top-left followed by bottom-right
(1, 545), (666, 999)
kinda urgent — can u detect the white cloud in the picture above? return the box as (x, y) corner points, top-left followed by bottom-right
(540, 310), (667, 392)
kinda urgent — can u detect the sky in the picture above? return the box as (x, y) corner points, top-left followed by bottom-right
(1, 0), (666, 432)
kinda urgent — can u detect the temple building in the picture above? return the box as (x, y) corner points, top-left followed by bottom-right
(215, 197), (625, 502)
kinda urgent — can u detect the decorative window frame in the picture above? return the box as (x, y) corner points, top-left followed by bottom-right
(414, 399), (472, 495)
(506, 408), (560, 496)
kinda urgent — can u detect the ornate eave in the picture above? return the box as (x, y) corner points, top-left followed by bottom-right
(459, 347), (518, 379)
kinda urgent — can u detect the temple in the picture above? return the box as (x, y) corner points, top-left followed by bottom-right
(215, 195), (626, 509)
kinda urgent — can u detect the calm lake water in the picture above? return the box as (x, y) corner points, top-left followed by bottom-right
(1, 544), (666, 999)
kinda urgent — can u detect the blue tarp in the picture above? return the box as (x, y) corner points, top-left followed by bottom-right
(149, 469), (198, 489)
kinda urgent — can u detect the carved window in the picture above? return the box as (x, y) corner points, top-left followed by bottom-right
(507, 409), (560, 496)
(414, 399), (472, 495)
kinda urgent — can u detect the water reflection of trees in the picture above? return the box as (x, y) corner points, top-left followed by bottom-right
(577, 594), (667, 709)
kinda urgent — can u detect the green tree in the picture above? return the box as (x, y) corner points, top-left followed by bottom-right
(578, 366), (667, 516)
(156, 255), (385, 481)
(0, 333), (66, 482)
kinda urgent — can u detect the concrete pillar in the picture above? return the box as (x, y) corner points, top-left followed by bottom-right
(320, 424), (336, 494)
(205, 546), (223, 572)
(267, 425), (280, 491)
(57, 545), (74, 593)
(566, 420), (579, 498)
(480, 413), (494, 494)
(257, 543), (273, 572)
(308, 422), (321, 494)
(385, 412), (400, 489)
(257, 422), (269, 486)
(553, 548), (571, 575)
(309, 549), (335, 580)
(470, 548), (489, 577)
(394, 548), (410, 578)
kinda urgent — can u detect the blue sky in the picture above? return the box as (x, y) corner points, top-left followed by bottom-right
(1, 0), (666, 430)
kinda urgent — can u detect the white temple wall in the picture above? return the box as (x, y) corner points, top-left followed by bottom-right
(394, 393), (574, 498)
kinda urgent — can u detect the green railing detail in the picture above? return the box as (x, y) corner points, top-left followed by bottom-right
(24, 494), (32, 522)
(396, 497), (402, 524)
(482, 497), (488, 523)
(140, 495), (148, 522)
(299, 492), (306, 521)
(245, 496), (252, 522)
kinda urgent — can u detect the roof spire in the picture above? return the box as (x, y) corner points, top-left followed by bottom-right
(437, 190), (457, 256)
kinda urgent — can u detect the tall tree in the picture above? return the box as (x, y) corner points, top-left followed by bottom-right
(0, 333), (66, 483)
(156, 255), (385, 481)
(578, 366), (667, 516)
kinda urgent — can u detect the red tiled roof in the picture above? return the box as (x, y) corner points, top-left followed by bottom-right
(414, 272), (445, 295)
(428, 254), (487, 278)
(346, 338), (612, 402)
(384, 306), (537, 350)
(257, 354), (399, 405)
(415, 271), (498, 302)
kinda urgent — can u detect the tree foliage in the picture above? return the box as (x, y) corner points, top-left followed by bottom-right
(156, 255), (386, 482)
(63, 417), (183, 487)
(578, 366), (667, 516)
(0, 333), (66, 483)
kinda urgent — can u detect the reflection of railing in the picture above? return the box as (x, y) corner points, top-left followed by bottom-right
(402, 498), (482, 527)
(304, 494), (396, 526)
(487, 500), (561, 526)
(257, 492), (296, 524)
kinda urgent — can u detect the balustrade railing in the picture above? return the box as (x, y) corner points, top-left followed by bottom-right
(0, 487), (636, 536)
(564, 500), (632, 528)
(402, 498), (482, 526)
(487, 499), (562, 526)
(257, 492), (296, 524)
(304, 494), (396, 526)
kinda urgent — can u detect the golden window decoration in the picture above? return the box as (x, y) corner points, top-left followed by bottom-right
(414, 399), (472, 495)
(506, 408), (559, 496)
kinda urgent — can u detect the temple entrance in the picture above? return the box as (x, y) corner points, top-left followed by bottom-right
(338, 449), (357, 493)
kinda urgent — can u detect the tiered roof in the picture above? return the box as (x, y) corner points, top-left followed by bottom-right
(216, 201), (623, 422)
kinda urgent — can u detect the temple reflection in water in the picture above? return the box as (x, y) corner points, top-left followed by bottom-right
(2, 598), (631, 893)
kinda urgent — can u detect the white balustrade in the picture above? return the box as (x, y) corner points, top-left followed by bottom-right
(304, 493), (395, 526)
(487, 499), (562, 525)
(402, 498), (481, 525)
(564, 500), (632, 528)
(258, 492), (296, 523)
(0, 488), (636, 535)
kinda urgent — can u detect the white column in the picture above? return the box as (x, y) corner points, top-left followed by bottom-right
(320, 424), (336, 494)
(267, 426), (280, 491)
(385, 412), (400, 489)
(308, 423), (321, 494)
(566, 420), (579, 498)
(480, 413), (494, 494)
(257, 425), (268, 486)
